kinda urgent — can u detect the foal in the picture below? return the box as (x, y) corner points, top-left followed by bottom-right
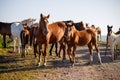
(107, 25), (120, 60)
(65, 22), (102, 66)
(35, 13), (67, 66)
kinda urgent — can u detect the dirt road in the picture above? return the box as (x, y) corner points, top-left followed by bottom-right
(0, 45), (120, 80)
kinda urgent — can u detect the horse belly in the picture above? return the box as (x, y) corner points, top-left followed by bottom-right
(76, 35), (91, 46)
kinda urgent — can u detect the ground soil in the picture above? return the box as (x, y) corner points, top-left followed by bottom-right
(0, 45), (120, 80)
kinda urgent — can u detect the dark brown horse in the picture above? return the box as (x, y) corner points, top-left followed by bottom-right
(20, 23), (31, 57)
(0, 22), (12, 48)
(29, 23), (39, 57)
(35, 13), (67, 66)
(64, 22), (102, 66)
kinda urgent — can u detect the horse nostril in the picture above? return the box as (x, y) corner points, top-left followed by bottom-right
(43, 30), (48, 35)
(45, 31), (48, 34)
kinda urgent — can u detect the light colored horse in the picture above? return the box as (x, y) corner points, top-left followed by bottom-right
(11, 18), (36, 54)
(107, 25), (120, 60)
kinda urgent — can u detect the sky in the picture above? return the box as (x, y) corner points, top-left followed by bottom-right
(0, 0), (120, 35)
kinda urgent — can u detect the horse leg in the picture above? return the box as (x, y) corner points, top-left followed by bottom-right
(55, 43), (58, 56)
(18, 38), (21, 54)
(13, 38), (17, 53)
(49, 43), (54, 56)
(21, 44), (25, 58)
(62, 44), (66, 60)
(3, 34), (6, 48)
(58, 44), (62, 58)
(105, 44), (108, 56)
(88, 43), (93, 64)
(37, 44), (42, 66)
(111, 44), (115, 60)
(95, 43), (102, 64)
(33, 42), (38, 58)
(43, 43), (48, 66)
(59, 43), (66, 60)
(72, 45), (76, 67)
(67, 46), (73, 65)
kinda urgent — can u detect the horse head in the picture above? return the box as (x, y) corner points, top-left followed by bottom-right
(39, 13), (50, 35)
(107, 25), (113, 36)
(64, 21), (75, 41)
(22, 18), (36, 27)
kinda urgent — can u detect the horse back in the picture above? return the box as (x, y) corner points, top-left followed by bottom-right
(48, 22), (66, 43)
(70, 29), (96, 46)
(0, 22), (12, 35)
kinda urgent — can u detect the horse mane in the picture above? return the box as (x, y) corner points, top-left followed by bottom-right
(115, 30), (120, 35)
(74, 21), (86, 30)
(57, 22), (66, 28)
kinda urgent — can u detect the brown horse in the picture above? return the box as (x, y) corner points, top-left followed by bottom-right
(0, 22), (12, 48)
(29, 23), (39, 57)
(35, 13), (67, 66)
(58, 21), (86, 58)
(20, 23), (31, 57)
(86, 24), (101, 41)
(49, 20), (74, 57)
(64, 22), (102, 66)
(49, 21), (86, 57)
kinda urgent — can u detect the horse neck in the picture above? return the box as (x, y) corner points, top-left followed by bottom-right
(115, 30), (120, 35)
(108, 32), (117, 41)
(70, 27), (77, 36)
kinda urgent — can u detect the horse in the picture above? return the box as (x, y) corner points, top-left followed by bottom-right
(35, 13), (67, 66)
(20, 23), (32, 57)
(49, 20), (74, 56)
(29, 23), (39, 57)
(105, 26), (120, 55)
(0, 22), (12, 48)
(64, 22), (102, 66)
(57, 21), (101, 60)
(11, 18), (36, 55)
(106, 25), (120, 60)
(86, 24), (101, 41)
(49, 21), (86, 57)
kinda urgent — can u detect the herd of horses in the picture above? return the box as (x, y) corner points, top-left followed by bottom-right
(0, 13), (120, 67)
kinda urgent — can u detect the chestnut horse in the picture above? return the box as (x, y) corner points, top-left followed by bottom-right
(49, 21), (86, 57)
(35, 13), (67, 66)
(0, 22), (12, 48)
(64, 22), (102, 66)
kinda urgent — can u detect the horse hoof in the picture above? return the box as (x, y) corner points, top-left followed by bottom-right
(49, 54), (52, 56)
(87, 62), (93, 65)
(36, 63), (41, 67)
(43, 63), (46, 66)
(71, 63), (74, 67)
(98, 61), (102, 65)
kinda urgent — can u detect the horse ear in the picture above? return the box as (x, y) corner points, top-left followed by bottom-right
(40, 13), (43, 18)
(47, 14), (50, 18)
(111, 26), (113, 28)
(107, 25), (109, 28)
